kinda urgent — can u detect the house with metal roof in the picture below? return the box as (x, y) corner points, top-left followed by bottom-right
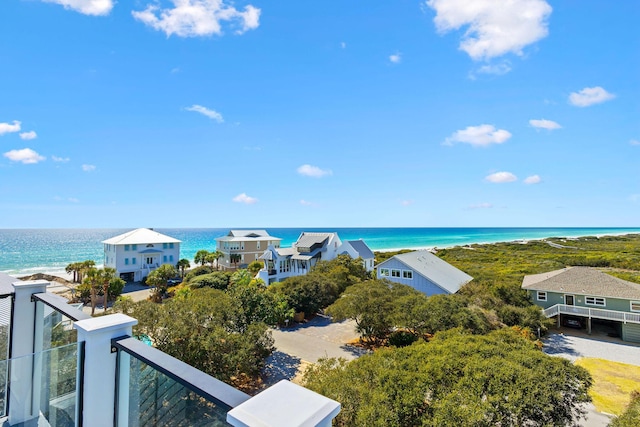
(375, 250), (473, 296)
(522, 266), (640, 342)
(102, 228), (181, 282)
(257, 232), (344, 284)
(339, 240), (375, 272)
(215, 230), (282, 271)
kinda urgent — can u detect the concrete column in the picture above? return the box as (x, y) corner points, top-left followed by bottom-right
(8, 280), (48, 425)
(74, 313), (137, 427)
(227, 380), (340, 427)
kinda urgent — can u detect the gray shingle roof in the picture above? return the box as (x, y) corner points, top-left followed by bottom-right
(218, 230), (281, 242)
(378, 250), (473, 294)
(345, 240), (374, 259)
(522, 267), (640, 299)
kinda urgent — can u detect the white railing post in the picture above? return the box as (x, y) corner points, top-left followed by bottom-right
(227, 380), (340, 427)
(8, 280), (48, 425)
(74, 313), (137, 427)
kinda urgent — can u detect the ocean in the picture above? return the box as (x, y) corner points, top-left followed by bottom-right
(1, 227), (639, 277)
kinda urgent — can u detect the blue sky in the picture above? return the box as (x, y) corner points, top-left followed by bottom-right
(0, 0), (638, 228)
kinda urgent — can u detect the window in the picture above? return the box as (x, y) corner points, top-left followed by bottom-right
(631, 301), (640, 312)
(402, 270), (413, 279)
(132, 244), (137, 250)
(537, 291), (547, 301)
(391, 269), (401, 278)
(169, 255), (174, 262)
(163, 255), (167, 263)
(132, 258), (136, 265)
(169, 243), (174, 249)
(379, 268), (390, 277)
(163, 243), (168, 249)
(585, 297), (606, 307)
(124, 244), (130, 251)
(257, 241), (261, 249)
(125, 258), (129, 265)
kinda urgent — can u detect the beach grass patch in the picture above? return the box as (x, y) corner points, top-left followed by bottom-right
(575, 358), (640, 415)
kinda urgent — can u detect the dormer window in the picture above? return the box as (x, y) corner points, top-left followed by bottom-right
(146, 244), (154, 248)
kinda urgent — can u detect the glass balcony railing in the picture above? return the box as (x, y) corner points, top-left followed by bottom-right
(5, 342), (82, 427)
(113, 337), (250, 427)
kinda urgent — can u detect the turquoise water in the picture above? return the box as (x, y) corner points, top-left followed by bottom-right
(1, 227), (639, 277)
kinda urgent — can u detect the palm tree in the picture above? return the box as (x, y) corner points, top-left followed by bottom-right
(65, 262), (80, 282)
(83, 268), (101, 315)
(78, 260), (95, 283)
(194, 250), (209, 266)
(101, 267), (117, 313)
(211, 251), (224, 270)
(176, 259), (190, 278)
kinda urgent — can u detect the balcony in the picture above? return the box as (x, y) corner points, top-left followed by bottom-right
(0, 277), (340, 427)
(542, 304), (640, 324)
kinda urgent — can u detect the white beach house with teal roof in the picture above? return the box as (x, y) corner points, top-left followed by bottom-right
(523, 266), (640, 342)
(103, 228), (181, 282)
(376, 250), (473, 295)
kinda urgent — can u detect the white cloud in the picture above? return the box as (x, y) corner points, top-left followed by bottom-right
(82, 164), (96, 172)
(475, 61), (512, 76)
(0, 120), (21, 136)
(389, 53), (402, 63)
(529, 119), (561, 130)
(524, 175), (541, 184)
(67, 197), (80, 203)
(569, 86), (615, 107)
(445, 124), (512, 147)
(468, 202), (492, 209)
(297, 164), (333, 178)
(52, 156), (71, 162)
(185, 104), (224, 122)
(19, 131), (38, 140)
(233, 193), (258, 204)
(400, 200), (414, 206)
(629, 194), (640, 203)
(340, 42), (346, 49)
(485, 171), (517, 183)
(132, 0), (261, 38)
(3, 148), (45, 164)
(300, 199), (313, 206)
(630, 140), (640, 146)
(426, 0), (552, 60)
(42, 0), (113, 16)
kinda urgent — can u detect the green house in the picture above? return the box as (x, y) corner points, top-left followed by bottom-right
(522, 266), (640, 343)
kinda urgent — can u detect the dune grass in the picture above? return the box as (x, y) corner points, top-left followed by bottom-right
(575, 358), (640, 415)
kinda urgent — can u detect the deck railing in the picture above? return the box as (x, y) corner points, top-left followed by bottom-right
(542, 304), (640, 324)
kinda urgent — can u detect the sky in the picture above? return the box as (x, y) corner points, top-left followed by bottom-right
(0, 0), (638, 228)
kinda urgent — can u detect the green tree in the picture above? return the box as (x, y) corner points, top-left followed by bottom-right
(114, 288), (274, 388)
(188, 272), (231, 290)
(83, 267), (116, 315)
(269, 274), (338, 318)
(65, 262), (81, 283)
(194, 250), (210, 266)
(176, 258), (191, 278)
(303, 328), (592, 427)
(247, 260), (263, 276)
(146, 264), (177, 302)
(210, 250), (224, 270)
(326, 280), (420, 344)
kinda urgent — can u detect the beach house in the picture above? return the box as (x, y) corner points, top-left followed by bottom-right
(257, 232), (344, 284)
(0, 273), (340, 427)
(375, 250), (473, 295)
(338, 239), (375, 272)
(102, 228), (181, 282)
(523, 266), (640, 343)
(215, 230), (282, 271)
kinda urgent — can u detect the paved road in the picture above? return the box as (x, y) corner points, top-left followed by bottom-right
(261, 314), (368, 389)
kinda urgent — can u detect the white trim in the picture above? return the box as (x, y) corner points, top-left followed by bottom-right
(537, 291), (547, 301)
(585, 296), (606, 307)
(631, 301), (640, 313)
(402, 270), (413, 280)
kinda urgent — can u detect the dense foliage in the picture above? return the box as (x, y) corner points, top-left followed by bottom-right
(114, 287), (274, 388)
(610, 391), (640, 427)
(303, 328), (593, 427)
